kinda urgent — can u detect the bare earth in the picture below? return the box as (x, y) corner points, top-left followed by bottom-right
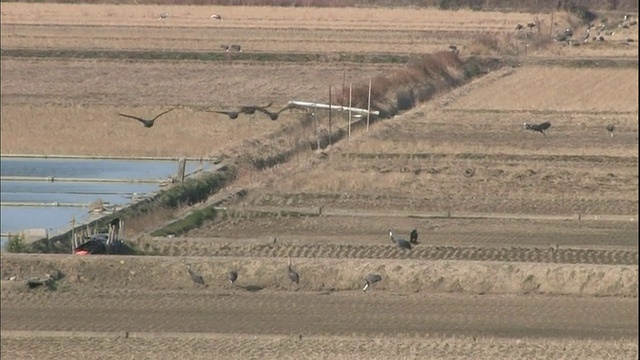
(1, 3), (638, 359)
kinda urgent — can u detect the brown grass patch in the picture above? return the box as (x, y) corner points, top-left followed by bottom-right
(446, 66), (639, 112)
(338, 51), (469, 116)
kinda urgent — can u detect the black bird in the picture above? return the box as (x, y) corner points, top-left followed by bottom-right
(118, 107), (177, 128)
(239, 102), (273, 115)
(606, 124), (615, 138)
(515, 23), (524, 31)
(206, 109), (239, 119)
(363, 273), (382, 292)
(254, 103), (301, 121)
(220, 44), (230, 51)
(523, 121), (551, 136)
(527, 21), (536, 30)
(255, 107), (282, 121)
(186, 264), (205, 286)
(288, 258), (300, 285)
(389, 229), (412, 251)
(410, 229), (419, 245)
(228, 270), (238, 287)
(230, 44), (242, 52)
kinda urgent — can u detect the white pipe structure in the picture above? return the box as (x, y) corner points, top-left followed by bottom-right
(1, 176), (165, 184)
(0, 154), (219, 162)
(286, 100), (380, 116)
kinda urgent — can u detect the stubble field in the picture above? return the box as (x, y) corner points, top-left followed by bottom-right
(1, 3), (638, 359)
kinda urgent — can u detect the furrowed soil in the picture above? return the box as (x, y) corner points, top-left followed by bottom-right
(1, 3), (638, 359)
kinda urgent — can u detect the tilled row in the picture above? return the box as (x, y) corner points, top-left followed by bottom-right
(153, 243), (638, 266)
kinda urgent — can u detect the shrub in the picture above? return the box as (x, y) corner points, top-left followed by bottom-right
(6, 234), (31, 253)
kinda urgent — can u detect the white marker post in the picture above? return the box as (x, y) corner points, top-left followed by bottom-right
(348, 83), (352, 140)
(367, 79), (372, 132)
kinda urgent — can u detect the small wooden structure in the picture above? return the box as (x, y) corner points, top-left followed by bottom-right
(71, 218), (125, 255)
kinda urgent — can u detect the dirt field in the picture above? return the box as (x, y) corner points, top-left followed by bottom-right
(1, 3), (638, 359)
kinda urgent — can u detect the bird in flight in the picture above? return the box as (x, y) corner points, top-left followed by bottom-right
(253, 103), (301, 121)
(239, 102), (273, 115)
(118, 107), (177, 128)
(206, 109), (240, 119)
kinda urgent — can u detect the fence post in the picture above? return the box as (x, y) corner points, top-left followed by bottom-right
(367, 79), (372, 132)
(177, 157), (187, 182)
(348, 83), (352, 140)
(329, 85), (332, 146)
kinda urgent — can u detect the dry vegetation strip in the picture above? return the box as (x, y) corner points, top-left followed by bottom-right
(1, 254), (637, 296)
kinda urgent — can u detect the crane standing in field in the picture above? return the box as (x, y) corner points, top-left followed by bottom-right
(389, 229), (412, 251)
(288, 258), (300, 290)
(409, 229), (419, 245)
(606, 123), (616, 138)
(363, 274), (382, 292)
(523, 121), (551, 136)
(186, 264), (205, 286)
(228, 270), (238, 287)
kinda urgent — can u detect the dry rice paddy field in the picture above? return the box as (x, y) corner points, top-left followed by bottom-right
(1, 3), (638, 359)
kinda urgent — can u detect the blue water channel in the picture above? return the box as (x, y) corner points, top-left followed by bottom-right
(0, 157), (215, 249)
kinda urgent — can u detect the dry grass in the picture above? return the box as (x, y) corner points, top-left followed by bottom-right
(446, 66), (639, 112)
(1, 332), (637, 360)
(2, 4), (636, 57)
(0, 60), (387, 156)
(1, 253), (637, 296)
(0, 4), (561, 31)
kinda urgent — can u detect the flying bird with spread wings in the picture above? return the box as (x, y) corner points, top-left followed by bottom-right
(118, 107), (177, 128)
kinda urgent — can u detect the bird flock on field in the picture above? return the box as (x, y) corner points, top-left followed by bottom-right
(156, 11), (245, 52)
(118, 105), (621, 141)
(183, 229), (421, 292)
(117, 102), (306, 129)
(514, 14), (637, 47)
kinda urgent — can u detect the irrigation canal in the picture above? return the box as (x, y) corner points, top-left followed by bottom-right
(0, 156), (218, 249)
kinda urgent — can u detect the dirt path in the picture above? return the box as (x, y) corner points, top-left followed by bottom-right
(3, 331), (637, 360)
(1, 291), (637, 340)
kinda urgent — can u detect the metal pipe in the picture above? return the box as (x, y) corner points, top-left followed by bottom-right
(0, 154), (219, 162)
(287, 100), (380, 116)
(1, 176), (166, 184)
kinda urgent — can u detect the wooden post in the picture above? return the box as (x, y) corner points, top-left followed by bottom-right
(177, 157), (186, 182)
(119, 219), (124, 242)
(348, 83), (352, 140)
(367, 79), (372, 132)
(549, 12), (554, 37)
(341, 69), (346, 107)
(328, 85), (332, 146)
(71, 217), (76, 253)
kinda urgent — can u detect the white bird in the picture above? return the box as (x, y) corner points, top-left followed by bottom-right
(158, 13), (169, 20)
(211, 14), (223, 21)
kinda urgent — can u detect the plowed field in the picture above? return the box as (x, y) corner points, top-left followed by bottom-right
(1, 3), (638, 359)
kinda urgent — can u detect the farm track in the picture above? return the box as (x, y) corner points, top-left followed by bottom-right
(150, 242), (639, 266)
(0, 48), (412, 64)
(1, 291), (637, 340)
(338, 152), (639, 165)
(0, 47), (637, 67)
